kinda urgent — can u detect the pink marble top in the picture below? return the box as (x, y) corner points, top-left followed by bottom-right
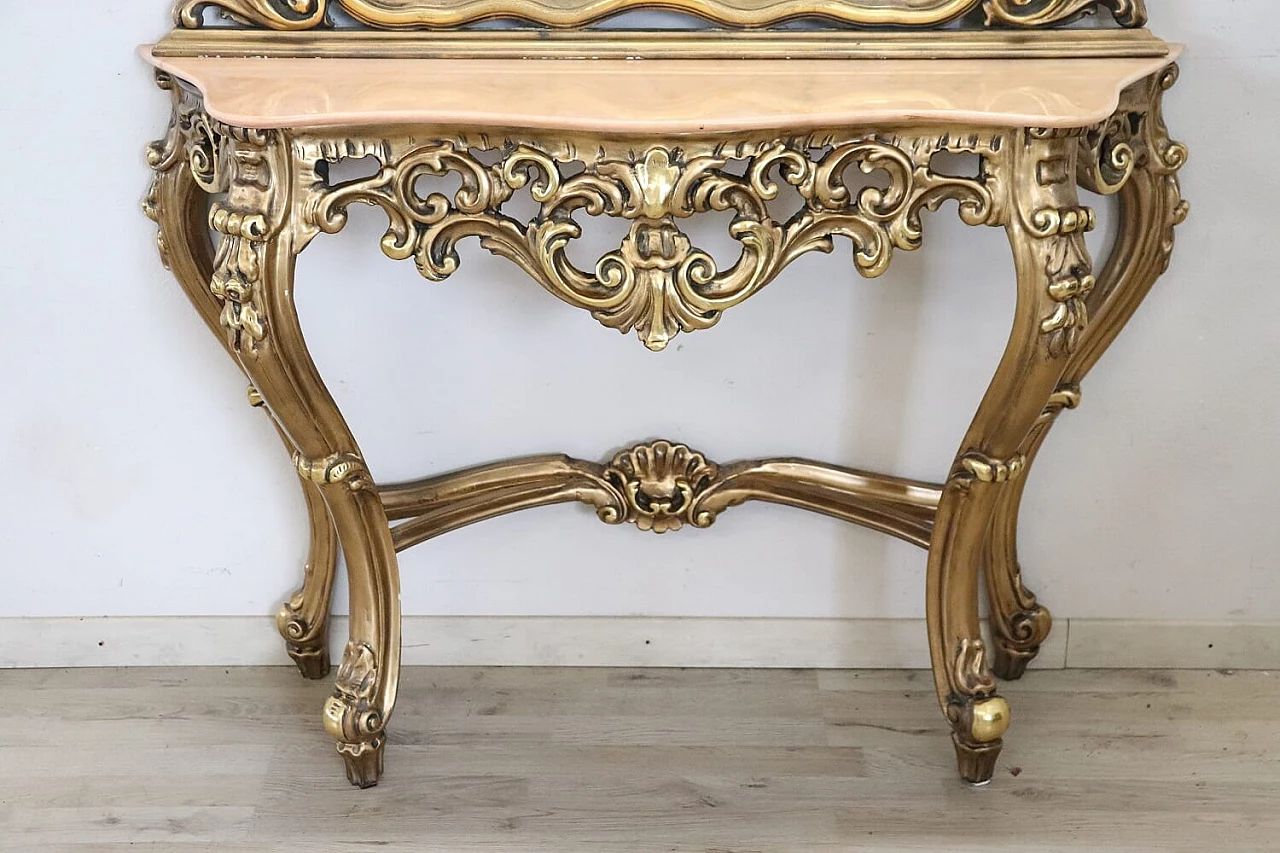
(143, 47), (1180, 134)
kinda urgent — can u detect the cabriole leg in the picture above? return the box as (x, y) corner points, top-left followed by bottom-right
(151, 92), (401, 787)
(217, 138), (400, 788)
(982, 66), (1188, 680)
(223, 143), (399, 788)
(146, 73), (341, 681)
(929, 126), (1094, 784)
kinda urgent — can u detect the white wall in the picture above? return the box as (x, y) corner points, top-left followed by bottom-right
(1, 3), (1277, 635)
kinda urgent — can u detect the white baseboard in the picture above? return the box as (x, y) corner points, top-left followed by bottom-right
(2, 616), (1277, 670)
(1065, 620), (1280, 670)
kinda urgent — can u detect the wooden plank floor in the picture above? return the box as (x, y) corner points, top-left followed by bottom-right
(1, 667), (1277, 851)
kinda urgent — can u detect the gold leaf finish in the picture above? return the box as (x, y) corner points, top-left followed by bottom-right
(380, 446), (943, 550)
(145, 72), (341, 683)
(145, 2), (1184, 787)
(601, 441), (717, 534)
(969, 696), (1011, 743)
(984, 65), (1187, 682)
(307, 133), (998, 351)
(984, 0), (1146, 28)
(174, 0), (328, 29)
(294, 451), (373, 491)
(324, 641), (387, 787)
(956, 453), (1027, 485)
(173, 0), (1150, 30)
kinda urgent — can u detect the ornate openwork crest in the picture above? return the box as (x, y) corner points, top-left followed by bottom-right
(174, 0), (1147, 29)
(304, 134), (1000, 350)
(602, 441), (718, 533)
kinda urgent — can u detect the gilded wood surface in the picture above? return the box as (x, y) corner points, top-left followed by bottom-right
(149, 79), (402, 788)
(145, 74), (340, 681)
(173, 0), (1146, 29)
(982, 65), (1187, 679)
(304, 131), (999, 351)
(145, 48), (1184, 787)
(379, 442), (942, 550)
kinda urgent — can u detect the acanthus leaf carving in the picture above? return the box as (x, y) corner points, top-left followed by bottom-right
(146, 79), (284, 355)
(173, 0), (329, 30)
(304, 133), (1001, 351)
(1003, 129), (1098, 358)
(324, 641), (385, 747)
(180, 102), (286, 355)
(983, 0), (1146, 27)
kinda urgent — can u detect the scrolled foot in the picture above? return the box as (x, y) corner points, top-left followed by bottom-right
(950, 696), (1010, 785)
(991, 598), (1053, 681)
(276, 597), (331, 679)
(337, 736), (385, 788)
(325, 641), (391, 788)
(991, 642), (1037, 681)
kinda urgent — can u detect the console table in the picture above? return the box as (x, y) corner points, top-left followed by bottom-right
(143, 0), (1187, 789)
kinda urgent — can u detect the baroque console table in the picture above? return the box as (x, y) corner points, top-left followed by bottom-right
(143, 0), (1187, 788)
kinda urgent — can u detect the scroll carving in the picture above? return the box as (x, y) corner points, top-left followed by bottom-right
(303, 134), (1001, 351)
(147, 80), (287, 356)
(294, 451), (373, 491)
(1078, 116), (1137, 197)
(1080, 65), (1189, 266)
(1148, 67), (1192, 274)
(173, 0), (1148, 29)
(1071, 63), (1188, 361)
(324, 641), (385, 745)
(144, 40), (1185, 785)
(174, 0), (329, 29)
(983, 0), (1146, 28)
(953, 638), (998, 698)
(1001, 576), (1053, 647)
(1078, 66), (1186, 205)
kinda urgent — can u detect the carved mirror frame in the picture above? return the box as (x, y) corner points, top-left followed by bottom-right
(174, 0), (1148, 30)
